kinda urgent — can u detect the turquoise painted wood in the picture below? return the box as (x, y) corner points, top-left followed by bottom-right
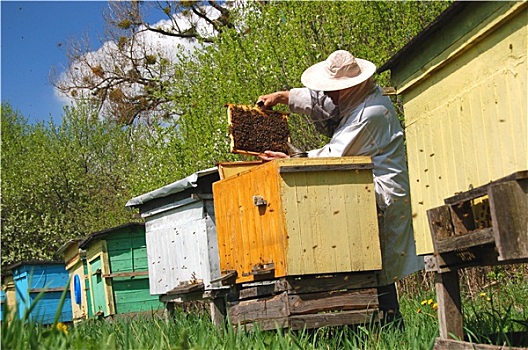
(9, 261), (72, 325)
(106, 227), (161, 314)
(80, 223), (163, 317)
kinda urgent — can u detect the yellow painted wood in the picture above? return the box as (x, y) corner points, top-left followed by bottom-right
(3, 275), (17, 323)
(401, 7), (527, 254)
(280, 164), (380, 275)
(100, 241), (115, 315)
(213, 157), (381, 283)
(61, 242), (88, 322)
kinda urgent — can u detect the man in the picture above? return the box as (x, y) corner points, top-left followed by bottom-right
(257, 50), (424, 328)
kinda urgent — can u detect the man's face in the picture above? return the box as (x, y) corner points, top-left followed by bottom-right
(324, 90), (340, 105)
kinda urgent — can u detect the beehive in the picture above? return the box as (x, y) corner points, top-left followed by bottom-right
(213, 157), (381, 284)
(79, 223), (163, 317)
(378, 1), (527, 254)
(56, 239), (91, 322)
(126, 168), (222, 296)
(7, 261), (72, 325)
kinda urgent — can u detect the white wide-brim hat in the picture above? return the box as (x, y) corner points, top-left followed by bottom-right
(301, 50), (376, 92)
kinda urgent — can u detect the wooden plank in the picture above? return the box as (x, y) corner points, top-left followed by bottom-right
(210, 270), (237, 285)
(282, 273), (379, 294)
(488, 179), (528, 261)
(102, 271), (148, 278)
(449, 201), (476, 235)
(209, 297), (227, 327)
(228, 292), (289, 326)
(29, 287), (66, 293)
(436, 271), (463, 340)
(428, 205), (455, 242)
(434, 228), (495, 253)
(278, 163), (373, 173)
(166, 282), (204, 295)
(435, 247), (500, 271)
(288, 289), (378, 314)
(434, 338), (527, 350)
(289, 309), (378, 330)
(217, 161), (262, 180)
(101, 241), (116, 316)
(444, 171), (528, 205)
(228, 272), (379, 300)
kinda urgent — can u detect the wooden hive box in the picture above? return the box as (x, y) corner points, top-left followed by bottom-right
(1, 273), (17, 324)
(213, 157), (381, 284)
(7, 260), (72, 325)
(56, 239), (92, 323)
(126, 168), (224, 298)
(79, 223), (163, 317)
(379, 1), (527, 255)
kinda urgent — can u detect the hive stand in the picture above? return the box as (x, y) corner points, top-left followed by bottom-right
(224, 271), (380, 331)
(426, 171), (528, 349)
(161, 285), (229, 327)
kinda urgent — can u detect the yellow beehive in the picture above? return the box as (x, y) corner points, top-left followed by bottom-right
(213, 156), (381, 284)
(379, 2), (527, 254)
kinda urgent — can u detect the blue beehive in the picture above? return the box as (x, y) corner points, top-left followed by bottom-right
(8, 260), (72, 324)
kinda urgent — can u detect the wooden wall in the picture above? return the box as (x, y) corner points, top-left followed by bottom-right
(389, 2), (527, 254)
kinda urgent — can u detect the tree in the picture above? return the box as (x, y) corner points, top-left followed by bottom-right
(51, 1), (241, 126)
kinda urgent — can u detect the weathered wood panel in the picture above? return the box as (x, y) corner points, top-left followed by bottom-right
(434, 338), (526, 350)
(489, 179), (528, 260)
(227, 285), (378, 331)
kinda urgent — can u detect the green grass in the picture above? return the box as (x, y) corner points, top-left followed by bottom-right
(2, 270), (527, 350)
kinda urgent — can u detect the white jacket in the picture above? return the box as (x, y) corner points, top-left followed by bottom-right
(289, 86), (424, 285)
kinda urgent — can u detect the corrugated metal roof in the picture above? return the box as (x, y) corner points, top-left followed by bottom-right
(125, 167), (218, 207)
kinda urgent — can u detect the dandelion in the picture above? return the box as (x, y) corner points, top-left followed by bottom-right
(433, 303), (438, 310)
(427, 298), (434, 305)
(417, 308), (422, 313)
(479, 292), (487, 298)
(56, 322), (68, 335)
(421, 300), (428, 305)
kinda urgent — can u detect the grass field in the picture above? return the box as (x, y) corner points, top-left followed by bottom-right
(2, 267), (527, 349)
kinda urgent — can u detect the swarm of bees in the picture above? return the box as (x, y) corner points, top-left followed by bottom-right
(226, 104), (290, 155)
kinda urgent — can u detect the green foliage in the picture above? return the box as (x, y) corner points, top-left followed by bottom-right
(463, 266), (528, 345)
(167, 1), (453, 175)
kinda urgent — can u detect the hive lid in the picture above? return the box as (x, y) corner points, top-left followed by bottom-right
(126, 167), (218, 207)
(226, 104), (290, 156)
(217, 161), (263, 179)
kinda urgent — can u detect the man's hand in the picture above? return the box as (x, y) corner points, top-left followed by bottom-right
(258, 150), (290, 161)
(256, 91), (290, 109)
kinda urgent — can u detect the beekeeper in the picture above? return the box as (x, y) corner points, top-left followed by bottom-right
(257, 50), (424, 328)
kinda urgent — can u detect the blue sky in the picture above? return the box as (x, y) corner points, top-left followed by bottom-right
(1, 1), (114, 124)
